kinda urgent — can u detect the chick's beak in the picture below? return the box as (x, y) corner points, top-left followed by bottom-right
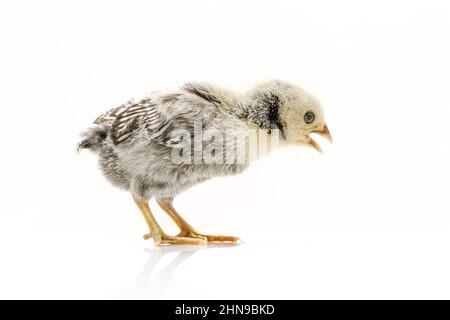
(316, 124), (333, 144)
(306, 124), (333, 154)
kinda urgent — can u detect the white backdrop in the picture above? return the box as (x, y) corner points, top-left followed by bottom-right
(1, 0), (449, 299)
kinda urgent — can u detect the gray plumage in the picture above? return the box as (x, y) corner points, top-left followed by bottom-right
(78, 80), (327, 200)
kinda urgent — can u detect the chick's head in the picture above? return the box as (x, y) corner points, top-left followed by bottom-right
(252, 80), (332, 153)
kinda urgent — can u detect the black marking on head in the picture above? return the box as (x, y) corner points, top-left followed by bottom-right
(260, 93), (285, 138)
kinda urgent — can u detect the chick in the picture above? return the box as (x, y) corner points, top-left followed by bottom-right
(78, 80), (332, 245)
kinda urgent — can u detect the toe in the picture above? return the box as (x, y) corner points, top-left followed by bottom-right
(157, 235), (207, 246)
(143, 233), (153, 240)
(177, 231), (208, 241)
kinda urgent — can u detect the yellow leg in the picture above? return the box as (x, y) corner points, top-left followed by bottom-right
(133, 195), (206, 246)
(156, 197), (241, 244)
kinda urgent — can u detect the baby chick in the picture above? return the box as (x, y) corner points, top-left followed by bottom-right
(78, 80), (332, 245)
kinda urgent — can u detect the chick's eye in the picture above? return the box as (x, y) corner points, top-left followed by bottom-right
(304, 111), (315, 124)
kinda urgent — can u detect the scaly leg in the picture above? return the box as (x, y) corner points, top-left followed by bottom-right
(156, 197), (241, 244)
(133, 195), (206, 246)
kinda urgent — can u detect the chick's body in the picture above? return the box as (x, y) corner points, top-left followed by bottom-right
(79, 81), (331, 245)
(83, 83), (251, 200)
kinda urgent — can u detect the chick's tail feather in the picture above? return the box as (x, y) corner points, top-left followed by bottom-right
(77, 126), (107, 152)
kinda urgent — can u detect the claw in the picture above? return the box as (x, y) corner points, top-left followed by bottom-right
(203, 235), (242, 244)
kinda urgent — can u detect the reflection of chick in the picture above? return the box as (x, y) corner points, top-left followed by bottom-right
(78, 81), (332, 246)
(135, 247), (199, 285)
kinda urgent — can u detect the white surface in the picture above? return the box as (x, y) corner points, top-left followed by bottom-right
(1, 0), (450, 299)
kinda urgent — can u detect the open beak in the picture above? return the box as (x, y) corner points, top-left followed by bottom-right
(305, 124), (333, 154)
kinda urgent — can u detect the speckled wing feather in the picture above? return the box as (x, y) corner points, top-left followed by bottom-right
(89, 85), (232, 149)
(94, 101), (132, 126)
(93, 99), (165, 145)
(111, 99), (160, 144)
